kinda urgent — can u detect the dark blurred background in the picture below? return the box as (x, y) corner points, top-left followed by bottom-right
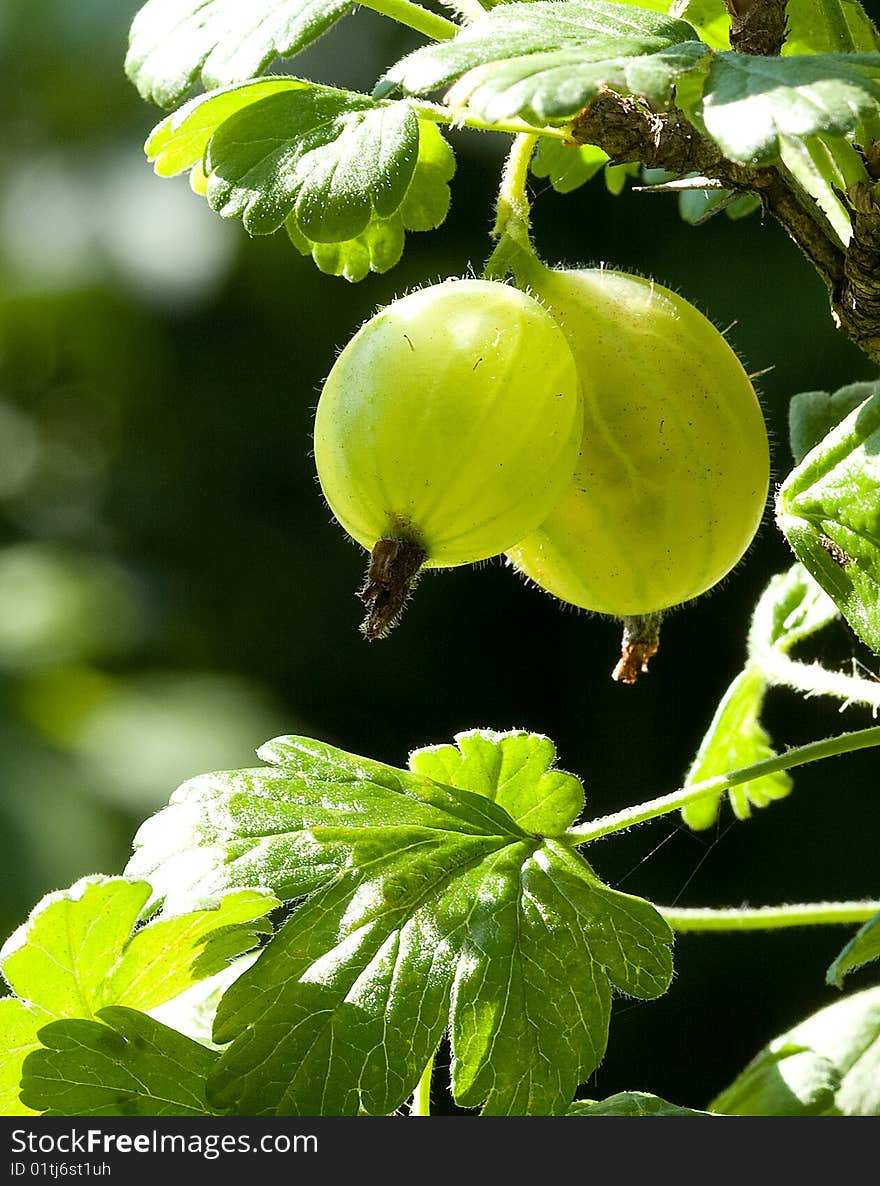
(1, 0), (878, 1112)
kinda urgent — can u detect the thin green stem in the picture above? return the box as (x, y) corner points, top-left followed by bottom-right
(483, 133), (546, 283)
(565, 725), (880, 844)
(759, 650), (880, 713)
(659, 901), (880, 932)
(358, 0), (459, 40)
(817, 0), (857, 51)
(410, 101), (571, 142)
(492, 132), (539, 239)
(410, 1051), (435, 1116)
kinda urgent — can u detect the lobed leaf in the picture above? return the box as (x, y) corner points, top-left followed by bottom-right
(777, 389), (880, 653)
(20, 1008), (220, 1116)
(747, 562), (840, 656)
(146, 78), (454, 269)
(0, 1000), (52, 1116)
(134, 731), (672, 1115)
(531, 139), (609, 194)
(788, 379), (879, 465)
(827, 913), (880, 988)
(408, 729), (584, 835)
(709, 1043), (841, 1116)
(1, 878), (276, 1018)
(677, 186), (760, 225)
(568, 1090), (713, 1115)
(283, 119), (454, 280)
(682, 562), (837, 831)
(713, 986), (880, 1115)
(204, 90), (419, 237)
(0, 877), (276, 1114)
(127, 0), (352, 107)
(442, 42), (708, 125)
(681, 666), (792, 830)
(699, 52), (880, 166)
(777, 134), (855, 247)
(378, 1), (708, 122)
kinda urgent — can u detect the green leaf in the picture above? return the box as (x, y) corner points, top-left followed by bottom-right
(396, 120), (456, 231)
(681, 563), (837, 832)
(827, 913), (880, 987)
(669, 0), (730, 49)
(146, 79), (453, 263)
(147, 79), (300, 177)
(0, 878), (273, 1115)
(126, 0), (352, 107)
(378, 1), (708, 123)
(2, 879), (150, 1020)
(531, 138), (609, 194)
(677, 186), (760, 224)
(777, 134), (854, 247)
(699, 52), (880, 166)
(776, 389), (880, 652)
(784, 0), (880, 55)
(681, 666), (792, 830)
(747, 563), (840, 656)
(287, 215), (405, 281)
(21, 1008), (220, 1116)
(604, 160), (641, 193)
(709, 1043), (841, 1116)
(283, 119), (454, 280)
(716, 986), (880, 1115)
(0, 999), (52, 1116)
(568, 1090), (714, 1115)
(146, 732), (671, 1115)
(0, 877), (277, 1018)
(408, 729), (584, 835)
(788, 379), (879, 465)
(126, 747), (359, 913)
(206, 89), (419, 237)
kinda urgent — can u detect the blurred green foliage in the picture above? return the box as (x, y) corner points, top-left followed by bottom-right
(1, 0), (879, 1112)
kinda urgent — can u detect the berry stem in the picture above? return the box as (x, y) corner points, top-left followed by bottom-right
(612, 613), (663, 683)
(657, 901), (880, 932)
(359, 538), (427, 640)
(484, 133), (544, 285)
(564, 724), (880, 843)
(357, 0), (459, 40)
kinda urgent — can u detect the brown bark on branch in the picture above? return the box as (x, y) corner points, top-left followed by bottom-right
(570, 93), (880, 365)
(725, 0), (789, 55)
(837, 184), (880, 363)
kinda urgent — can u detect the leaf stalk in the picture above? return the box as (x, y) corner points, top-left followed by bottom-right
(658, 901), (880, 931)
(358, 0), (459, 41)
(565, 725), (880, 843)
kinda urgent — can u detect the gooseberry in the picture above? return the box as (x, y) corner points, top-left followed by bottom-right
(314, 277), (583, 637)
(505, 266), (770, 619)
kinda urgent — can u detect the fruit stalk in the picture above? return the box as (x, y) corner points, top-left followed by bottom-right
(359, 537), (427, 640)
(612, 614), (663, 684)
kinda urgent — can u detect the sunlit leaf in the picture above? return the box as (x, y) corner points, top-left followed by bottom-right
(21, 1008), (220, 1116)
(827, 913), (880, 988)
(127, 0), (352, 107)
(777, 389), (880, 652)
(378, 1), (708, 122)
(681, 666), (791, 830)
(128, 731), (672, 1115)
